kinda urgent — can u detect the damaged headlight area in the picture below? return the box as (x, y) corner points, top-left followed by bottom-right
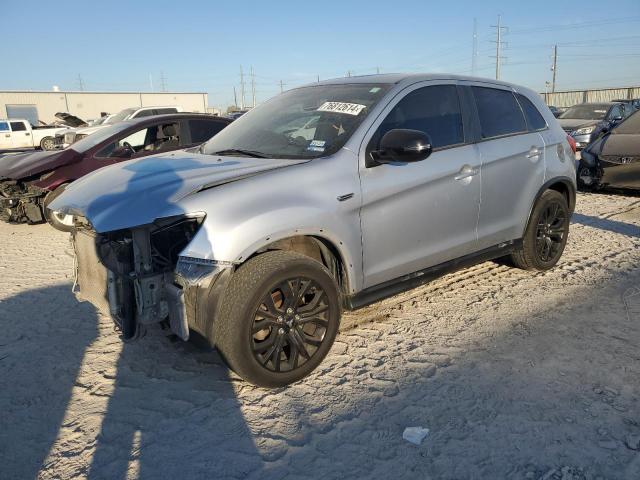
(0, 179), (48, 223)
(72, 214), (230, 342)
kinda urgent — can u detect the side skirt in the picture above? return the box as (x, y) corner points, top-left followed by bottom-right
(344, 240), (522, 310)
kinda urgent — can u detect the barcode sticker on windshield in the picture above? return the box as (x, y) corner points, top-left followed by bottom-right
(317, 102), (366, 116)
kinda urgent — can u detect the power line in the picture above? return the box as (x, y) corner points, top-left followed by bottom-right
(551, 45), (558, 93)
(490, 15), (508, 80)
(250, 66), (256, 108)
(471, 18), (478, 75)
(239, 65), (245, 109)
(160, 71), (167, 92)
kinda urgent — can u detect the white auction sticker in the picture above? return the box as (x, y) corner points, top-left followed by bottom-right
(317, 102), (366, 116)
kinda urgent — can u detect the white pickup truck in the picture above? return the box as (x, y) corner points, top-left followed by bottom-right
(0, 119), (70, 151)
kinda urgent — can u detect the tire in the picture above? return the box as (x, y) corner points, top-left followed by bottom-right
(215, 250), (341, 388)
(40, 136), (56, 151)
(43, 185), (74, 232)
(510, 189), (570, 271)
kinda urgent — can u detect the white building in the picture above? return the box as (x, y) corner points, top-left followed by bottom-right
(0, 90), (209, 124)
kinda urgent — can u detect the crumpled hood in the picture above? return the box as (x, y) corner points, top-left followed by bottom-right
(50, 150), (308, 232)
(0, 149), (79, 180)
(558, 118), (598, 131)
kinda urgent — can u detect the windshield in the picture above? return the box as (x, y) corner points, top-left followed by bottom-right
(70, 122), (134, 153)
(201, 83), (390, 159)
(105, 108), (136, 124)
(612, 110), (640, 135)
(560, 104), (609, 120)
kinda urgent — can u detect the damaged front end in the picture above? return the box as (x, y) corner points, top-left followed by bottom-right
(72, 214), (232, 342)
(0, 179), (48, 223)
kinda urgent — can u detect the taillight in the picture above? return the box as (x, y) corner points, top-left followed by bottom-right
(566, 135), (577, 153)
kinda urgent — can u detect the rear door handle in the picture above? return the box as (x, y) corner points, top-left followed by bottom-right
(454, 165), (479, 181)
(526, 146), (542, 159)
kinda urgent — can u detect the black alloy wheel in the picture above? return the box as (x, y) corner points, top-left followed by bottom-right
(252, 277), (330, 373)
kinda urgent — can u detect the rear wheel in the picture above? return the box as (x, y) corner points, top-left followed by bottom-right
(510, 189), (570, 271)
(40, 136), (56, 151)
(43, 185), (74, 232)
(215, 250), (341, 388)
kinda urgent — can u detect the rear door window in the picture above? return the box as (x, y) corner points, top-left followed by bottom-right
(187, 119), (227, 144)
(373, 84), (464, 150)
(471, 87), (527, 139)
(9, 121), (27, 131)
(0, 122), (9, 131)
(516, 94), (547, 131)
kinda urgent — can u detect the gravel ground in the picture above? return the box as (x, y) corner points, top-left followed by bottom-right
(1, 192), (639, 480)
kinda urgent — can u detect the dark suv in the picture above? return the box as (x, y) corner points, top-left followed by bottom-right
(0, 114), (230, 230)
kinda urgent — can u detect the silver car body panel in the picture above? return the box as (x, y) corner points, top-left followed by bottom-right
(51, 73), (576, 297)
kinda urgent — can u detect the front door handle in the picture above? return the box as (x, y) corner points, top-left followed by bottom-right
(454, 165), (479, 181)
(25, 132), (31, 136)
(526, 146), (542, 159)
(4, 134), (9, 138)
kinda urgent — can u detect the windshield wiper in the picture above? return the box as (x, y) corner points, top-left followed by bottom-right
(211, 148), (268, 158)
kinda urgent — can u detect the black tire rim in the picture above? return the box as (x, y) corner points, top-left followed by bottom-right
(251, 277), (330, 373)
(535, 201), (567, 262)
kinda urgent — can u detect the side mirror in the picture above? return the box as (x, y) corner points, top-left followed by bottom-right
(370, 129), (433, 166)
(110, 145), (134, 158)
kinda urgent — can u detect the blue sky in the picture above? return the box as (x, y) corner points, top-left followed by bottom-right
(3, 0), (640, 108)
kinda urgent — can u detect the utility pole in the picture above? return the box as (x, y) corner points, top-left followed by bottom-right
(471, 18), (478, 76)
(239, 66), (245, 110)
(279, 80), (285, 93)
(490, 15), (508, 80)
(77, 74), (84, 91)
(376, 66), (380, 74)
(317, 74), (320, 83)
(149, 74), (154, 91)
(250, 66), (256, 108)
(160, 71), (167, 92)
(551, 44), (558, 93)
(233, 86), (238, 108)
(347, 70), (351, 77)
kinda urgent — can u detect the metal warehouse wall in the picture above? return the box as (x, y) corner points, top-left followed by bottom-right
(541, 86), (640, 107)
(0, 91), (209, 124)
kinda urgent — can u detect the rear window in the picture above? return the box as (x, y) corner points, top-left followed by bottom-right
(188, 119), (227, 143)
(516, 94), (547, 131)
(10, 121), (27, 132)
(156, 108), (178, 115)
(472, 87), (527, 139)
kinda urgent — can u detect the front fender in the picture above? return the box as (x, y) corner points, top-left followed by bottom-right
(175, 156), (364, 293)
(180, 206), (363, 294)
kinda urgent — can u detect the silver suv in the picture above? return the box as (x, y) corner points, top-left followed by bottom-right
(51, 74), (577, 387)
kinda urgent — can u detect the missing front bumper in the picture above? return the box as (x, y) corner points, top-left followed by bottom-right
(72, 225), (230, 342)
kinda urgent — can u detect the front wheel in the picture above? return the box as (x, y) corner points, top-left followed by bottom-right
(40, 136), (56, 151)
(510, 189), (570, 271)
(215, 250), (341, 388)
(43, 185), (74, 232)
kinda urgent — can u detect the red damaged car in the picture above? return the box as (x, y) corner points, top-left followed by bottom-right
(0, 113), (230, 231)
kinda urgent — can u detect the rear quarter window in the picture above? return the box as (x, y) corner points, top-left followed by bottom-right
(0, 122), (9, 131)
(188, 119), (228, 144)
(472, 87), (527, 139)
(9, 121), (27, 132)
(516, 94), (547, 131)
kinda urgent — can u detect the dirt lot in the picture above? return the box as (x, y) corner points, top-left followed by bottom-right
(1, 192), (639, 480)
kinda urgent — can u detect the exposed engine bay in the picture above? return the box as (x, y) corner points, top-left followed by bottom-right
(72, 215), (225, 341)
(0, 179), (48, 223)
